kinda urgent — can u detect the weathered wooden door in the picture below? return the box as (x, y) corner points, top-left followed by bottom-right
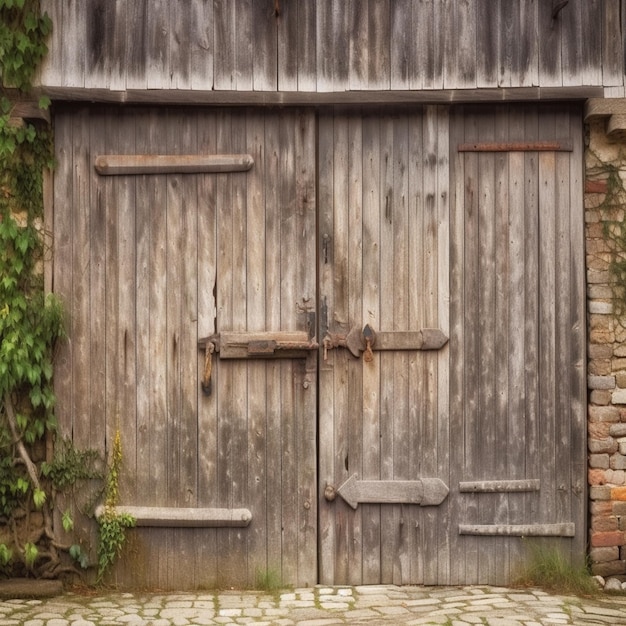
(53, 106), (318, 589)
(54, 103), (585, 588)
(317, 107), (451, 584)
(317, 104), (586, 585)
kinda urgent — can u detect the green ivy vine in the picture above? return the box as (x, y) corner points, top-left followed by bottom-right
(0, 0), (102, 580)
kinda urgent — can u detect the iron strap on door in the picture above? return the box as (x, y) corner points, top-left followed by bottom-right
(198, 331), (319, 394)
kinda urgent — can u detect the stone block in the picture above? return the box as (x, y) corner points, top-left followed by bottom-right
(591, 390), (612, 406)
(589, 422), (611, 438)
(586, 209), (601, 223)
(589, 300), (614, 314)
(589, 406), (620, 422)
(590, 546), (619, 562)
(590, 485), (612, 501)
(589, 360), (612, 376)
(589, 469), (607, 485)
(591, 516), (619, 532)
(589, 438), (618, 454)
(613, 389), (626, 404)
(588, 270), (611, 284)
(615, 343), (626, 358)
(590, 530), (625, 547)
(607, 469), (626, 485)
(589, 376), (616, 390)
(591, 560), (626, 577)
(610, 424), (626, 437)
(612, 501), (626, 515)
(590, 344), (614, 359)
(620, 442), (626, 455)
(588, 285), (614, 299)
(611, 455), (626, 470)
(613, 358), (626, 370)
(590, 453), (610, 469)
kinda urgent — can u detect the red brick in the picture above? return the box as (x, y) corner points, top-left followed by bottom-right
(586, 179), (608, 194)
(590, 530), (625, 547)
(612, 487), (626, 501)
(589, 469), (607, 485)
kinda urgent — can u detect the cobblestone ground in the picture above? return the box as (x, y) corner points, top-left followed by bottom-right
(1, 586), (626, 626)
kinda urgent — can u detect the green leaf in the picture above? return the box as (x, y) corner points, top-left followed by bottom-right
(62, 510), (74, 532)
(0, 543), (12, 565)
(33, 488), (46, 509)
(24, 542), (37, 567)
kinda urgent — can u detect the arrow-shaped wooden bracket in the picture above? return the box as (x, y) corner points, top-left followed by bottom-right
(334, 474), (449, 509)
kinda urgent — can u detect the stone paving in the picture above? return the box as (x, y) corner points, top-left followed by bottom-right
(1, 585), (626, 626)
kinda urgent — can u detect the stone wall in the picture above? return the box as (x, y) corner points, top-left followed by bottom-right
(586, 117), (626, 577)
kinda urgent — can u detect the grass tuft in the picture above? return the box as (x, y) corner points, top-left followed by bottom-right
(512, 540), (599, 597)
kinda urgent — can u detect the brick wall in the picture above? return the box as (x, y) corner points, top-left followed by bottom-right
(586, 118), (626, 577)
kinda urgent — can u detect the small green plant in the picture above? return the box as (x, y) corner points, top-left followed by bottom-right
(512, 540), (598, 597)
(254, 566), (283, 592)
(96, 429), (135, 583)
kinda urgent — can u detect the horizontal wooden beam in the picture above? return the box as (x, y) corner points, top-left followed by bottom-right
(95, 505), (252, 528)
(459, 479), (540, 493)
(37, 86), (603, 108)
(459, 523), (575, 537)
(95, 154), (254, 175)
(458, 140), (572, 152)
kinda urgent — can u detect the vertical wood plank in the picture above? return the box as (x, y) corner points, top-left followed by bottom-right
(391, 113), (410, 584)
(523, 107), (541, 542)
(411, 0), (443, 90)
(435, 106), (451, 585)
(244, 110), (268, 585)
(367, 0), (390, 89)
(294, 109), (317, 586)
(252, 0), (277, 90)
(462, 108), (480, 585)
(476, 110), (496, 584)
(346, 113), (364, 585)
(507, 142), (526, 572)
(169, 0), (191, 88)
(492, 107), (510, 582)
(297, 0), (317, 91)
(190, 0), (214, 89)
(475, 0), (499, 87)
(390, 0), (411, 89)
(361, 111), (382, 584)
(348, 1), (368, 90)
(330, 112), (350, 584)
(448, 107), (466, 585)
(145, 0), (169, 89)
(125, 0), (147, 89)
(518, 0), (539, 87)
(408, 110), (426, 584)
(537, 0), (561, 87)
(195, 109), (218, 587)
(213, 0), (235, 89)
(602, 0), (624, 86)
(317, 112), (335, 585)
(263, 112), (283, 581)
(378, 115), (395, 584)
(277, 113), (298, 584)
(421, 106), (443, 585)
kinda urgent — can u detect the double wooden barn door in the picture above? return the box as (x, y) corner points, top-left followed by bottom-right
(53, 103), (585, 589)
